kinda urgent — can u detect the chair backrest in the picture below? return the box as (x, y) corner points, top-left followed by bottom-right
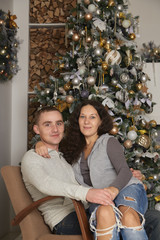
(1, 166), (83, 240)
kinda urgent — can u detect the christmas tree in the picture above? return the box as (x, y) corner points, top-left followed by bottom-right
(32, 0), (160, 209)
(0, 10), (19, 82)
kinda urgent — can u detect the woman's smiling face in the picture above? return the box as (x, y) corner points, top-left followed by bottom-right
(78, 104), (102, 139)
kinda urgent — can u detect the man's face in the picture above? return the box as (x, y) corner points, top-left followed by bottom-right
(34, 111), (64, 150)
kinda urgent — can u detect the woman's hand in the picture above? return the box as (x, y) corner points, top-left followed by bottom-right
(130, 168), (144, 181)
(35, 141), (50, 158)
(104, 187), (119, 201)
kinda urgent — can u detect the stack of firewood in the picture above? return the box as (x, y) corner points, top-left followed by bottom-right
(28, 0), (76, 148)
(29, 27), (66, 91)
(30, 0), (76, 23)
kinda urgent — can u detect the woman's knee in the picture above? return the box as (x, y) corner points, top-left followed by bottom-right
(119, 206), (141, 227)
(96, 205), (115, 223)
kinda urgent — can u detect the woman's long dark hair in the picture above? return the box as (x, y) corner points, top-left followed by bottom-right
(60, 100), (113, 165)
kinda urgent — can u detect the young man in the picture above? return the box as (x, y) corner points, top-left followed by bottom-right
(21, 106), (113, 235)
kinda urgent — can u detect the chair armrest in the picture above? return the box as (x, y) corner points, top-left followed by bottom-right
(12, 196), (93, 240)
(11, 195), (62, 226)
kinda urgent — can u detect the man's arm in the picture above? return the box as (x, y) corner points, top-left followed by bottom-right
(21, 150), (113, 205)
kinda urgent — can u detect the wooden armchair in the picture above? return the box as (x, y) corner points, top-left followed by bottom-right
(1, 166), (93, 240)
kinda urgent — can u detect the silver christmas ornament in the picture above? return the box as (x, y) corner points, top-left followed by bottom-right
(87, 76), (96, 86)
(63, 74), (70, 82)
(79, 11), (83, 19)
(76, 58), (84, 66)
(117, 4), (123, 11)
(90, 68), (96, 75)
(94, 47), (102, 56)
(140, 73), (149, 83)
(120, 73), (130, 83)
(111, 78), (118, 86)
(68, 29), (74, 37)
(79, 29), (85, 36)
(65, 62), (70, 69)
(147, 93), (152, 101)
(72, 77), (80, 86)
(44, 88), (51, 94)
(99, 84), (109, 94)
(96, 9), (101, 15)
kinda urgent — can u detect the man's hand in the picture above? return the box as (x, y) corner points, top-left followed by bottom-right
(86, 188), (114, 205)
(130, 168), (143, 181)
(35, 141), (50, 158)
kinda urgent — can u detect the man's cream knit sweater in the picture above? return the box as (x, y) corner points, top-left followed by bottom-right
(21, 149), (90, 231)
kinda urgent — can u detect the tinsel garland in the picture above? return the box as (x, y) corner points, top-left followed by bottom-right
(0, 10), (19, 82)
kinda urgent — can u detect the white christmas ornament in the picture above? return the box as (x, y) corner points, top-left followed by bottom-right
(122, 19), (131, 28)
(105, 50), (122, 65)
(88, 4), (96, 13)
(127, 130), (138, 141)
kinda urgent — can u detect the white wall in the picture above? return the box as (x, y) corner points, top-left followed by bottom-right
(0, 0), (29, 237)
(129, 0), (160, 49)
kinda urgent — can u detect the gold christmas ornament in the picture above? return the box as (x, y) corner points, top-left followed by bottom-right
(104, 43), (111, 51)
(129, 33), (136, 40)
(155, 145), (160, 150)
(64, 82), (72, 91)
(136, 82), (142, 91)
(137, 134), (150, 149)
(72, 33), (80, 42)
(59, 63), (65, 69)
(86, 36), (92, 43)
(0, 19), (4, 24)
(129, 126), (137, 131)
(100, 38), (106, 47)
(124, 139), (132, 149)
(84, 0), (90, 5)
(149, 120), (157, 128)
(119, 12), (125, 18)
(110, 125), (118, 135)
(84, 13), (92, 21)
(102, 62), (108, 71)
(108, 0), (115, 7)
(66, 95), (74, 104)
(129, 90), (135, 95)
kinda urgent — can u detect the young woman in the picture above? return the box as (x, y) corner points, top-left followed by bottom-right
(36, 100), (148, 240)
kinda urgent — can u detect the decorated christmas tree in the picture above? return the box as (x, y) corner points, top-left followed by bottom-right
(0, 10), (19, 82)
(32, 0), (160, 209)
